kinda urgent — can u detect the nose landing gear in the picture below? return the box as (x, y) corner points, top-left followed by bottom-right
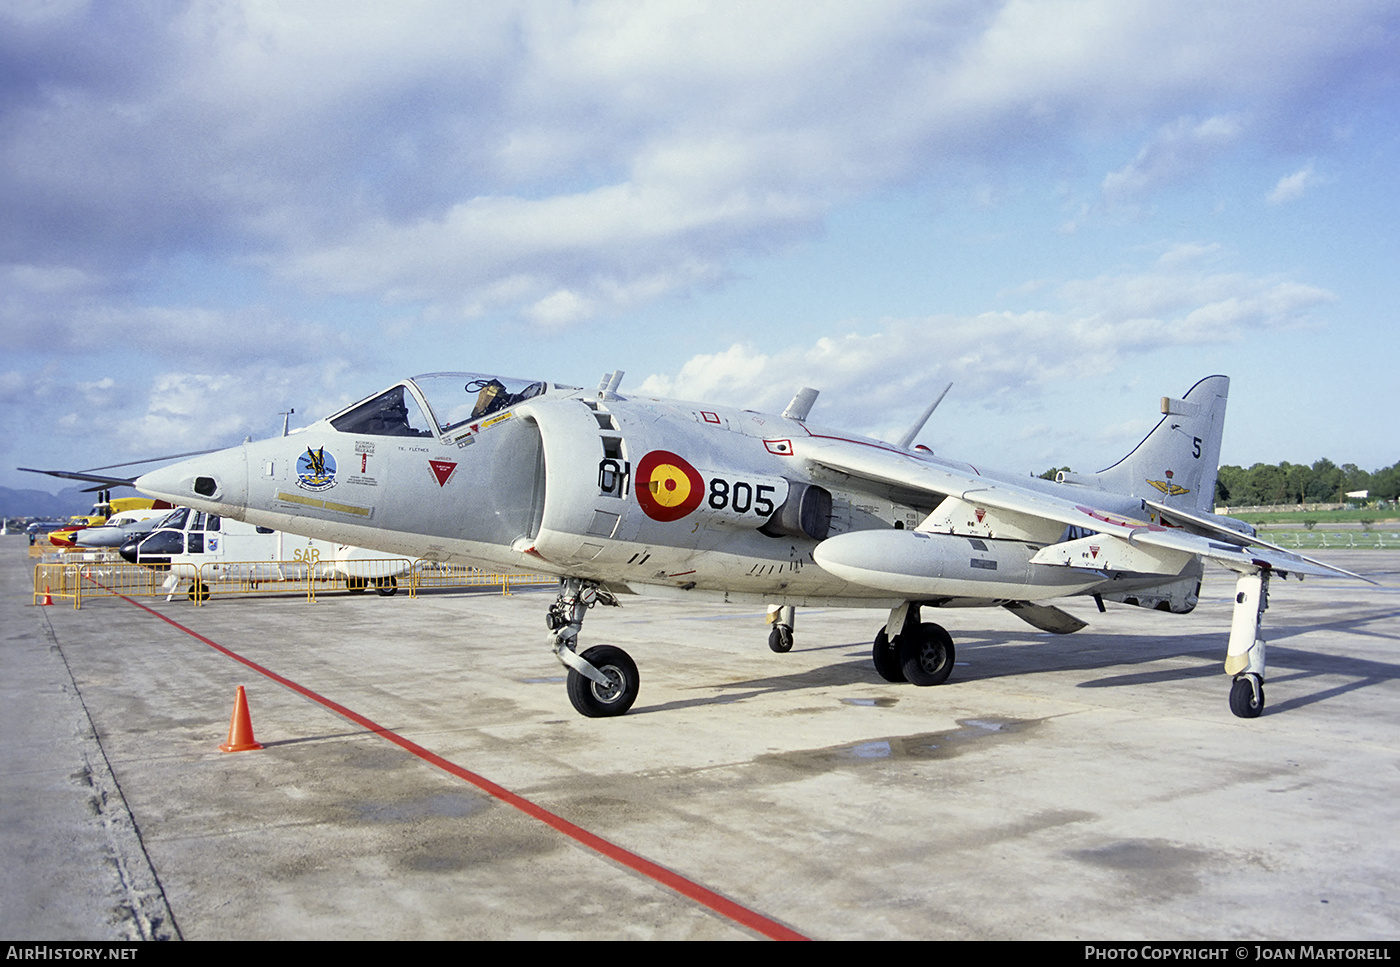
(547, 578), (636, 717)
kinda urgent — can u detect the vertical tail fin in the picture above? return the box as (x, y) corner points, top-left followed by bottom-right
(1092, 376), (1229, 513)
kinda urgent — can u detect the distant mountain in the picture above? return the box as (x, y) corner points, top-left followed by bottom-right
(0, 485), (98, 519)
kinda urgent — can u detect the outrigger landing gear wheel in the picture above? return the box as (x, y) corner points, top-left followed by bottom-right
(768, 625), (794, 653)
(1229, 674), (1264, 718)
(1224, 572), (1269, 719)
(766, 604), (795, 653)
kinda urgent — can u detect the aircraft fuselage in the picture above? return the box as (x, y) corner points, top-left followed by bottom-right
(135, 375), (1180, 610)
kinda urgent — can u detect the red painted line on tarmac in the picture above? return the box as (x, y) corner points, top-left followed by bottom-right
(103, 587), (808, 941)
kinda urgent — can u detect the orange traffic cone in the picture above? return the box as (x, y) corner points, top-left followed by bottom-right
(219, 685), (264, 753)
(41, 586), (53, 606)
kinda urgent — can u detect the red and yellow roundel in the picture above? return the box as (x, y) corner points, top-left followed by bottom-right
(636, 450), (704, 522)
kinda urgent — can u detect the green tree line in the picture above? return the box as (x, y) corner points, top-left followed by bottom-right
(1214, 459), (1400, 507)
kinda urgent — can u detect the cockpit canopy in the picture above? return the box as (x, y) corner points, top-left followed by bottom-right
(329, 373), (550, 439)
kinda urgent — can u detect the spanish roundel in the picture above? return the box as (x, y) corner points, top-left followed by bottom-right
(635, 450), (704, 522)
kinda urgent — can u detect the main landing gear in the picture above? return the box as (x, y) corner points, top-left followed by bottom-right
(1224, 570), (1270, 718)
(873, 603), (955, 686)
(547, 578), (637, 717)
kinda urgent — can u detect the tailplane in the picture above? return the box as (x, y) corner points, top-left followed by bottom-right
(1072, 376), (1229, 513)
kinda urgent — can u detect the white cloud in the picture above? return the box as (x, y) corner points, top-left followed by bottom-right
(95, 364), (360, 457)
(640, 251), (1335, 435)
(637, 342), (779, 403)
(4, 1), (1392, 327)
(0, 262), (364, 366)
(1101, 115), (1243, 205)
(1267, 163), (1319, 204)
(277, 180), (808, 312)
(525, 289), (593, 329)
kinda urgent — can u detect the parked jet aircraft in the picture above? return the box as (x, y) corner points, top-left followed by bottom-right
(118, 506), (413, 600)
(74, 504), (172, 548)
(122, 371), (1364, 718)
(45, 493), (168, 547)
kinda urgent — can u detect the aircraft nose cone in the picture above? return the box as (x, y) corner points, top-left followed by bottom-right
(136, 446), (248, 515)
(76, 526), (120, 548)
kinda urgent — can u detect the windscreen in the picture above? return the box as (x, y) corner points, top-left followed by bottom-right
(329, 384), (436, 437)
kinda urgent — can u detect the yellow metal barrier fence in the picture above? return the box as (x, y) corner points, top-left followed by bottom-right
(35, 560), (556, 608)
(409, 562), (556, 596)
(33, 561), (168, 608)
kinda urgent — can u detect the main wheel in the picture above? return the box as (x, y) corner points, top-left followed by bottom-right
(768, 626), (794, 653)
(345, 576), (367, 594)
(187, 581), (210, 603)
(872, 628), (906, 682)
(1229, 676), (1264, 718)
(900, 623), (955, 686)
(567, 645), (639, 717)
(373, 575), (398, 597)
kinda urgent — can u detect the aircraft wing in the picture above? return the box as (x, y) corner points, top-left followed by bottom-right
(1143, 499), (1374, 583)
(798, 436), (1368, 582)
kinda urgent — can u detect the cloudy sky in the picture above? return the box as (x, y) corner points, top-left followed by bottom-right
(4, 0), (1397, 494)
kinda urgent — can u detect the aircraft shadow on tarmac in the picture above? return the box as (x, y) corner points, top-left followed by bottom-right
(629, 607), (1400, 717)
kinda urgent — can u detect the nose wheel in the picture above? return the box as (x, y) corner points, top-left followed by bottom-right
(548, 578), (636, 717)
(566, 645), (640, 717)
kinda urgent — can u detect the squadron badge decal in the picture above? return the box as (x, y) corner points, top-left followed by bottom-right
(636, 450), (704, 522)
(1146, 469), (1191, 497)
(295, 447), (337, 492)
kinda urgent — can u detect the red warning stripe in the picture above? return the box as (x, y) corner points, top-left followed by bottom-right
(95, 581), (808, 941)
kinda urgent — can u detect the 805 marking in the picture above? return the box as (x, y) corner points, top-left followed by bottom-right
(708, 478), (776, 517)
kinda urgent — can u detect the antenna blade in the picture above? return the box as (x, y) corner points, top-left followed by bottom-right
(894, 383), (951, 449)
(783, 387), (819, 421)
